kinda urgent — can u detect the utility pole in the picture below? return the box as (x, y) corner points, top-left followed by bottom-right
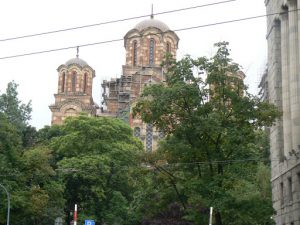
(0, 183), (10, 225)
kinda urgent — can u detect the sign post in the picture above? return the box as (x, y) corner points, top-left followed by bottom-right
(74, 204), (77, 225)
(85, 220), (95, 225)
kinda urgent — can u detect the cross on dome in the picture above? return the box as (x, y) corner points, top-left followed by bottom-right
(76, 46), (79, 58)
(151, 4), (154, 19)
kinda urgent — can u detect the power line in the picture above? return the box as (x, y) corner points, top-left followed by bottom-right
(1, 157), (294, 176)
(0, 38), (124, 60)
(55, 157), (281, 173)
(0, 0), (236, 42)
(0, 8), (292, 60)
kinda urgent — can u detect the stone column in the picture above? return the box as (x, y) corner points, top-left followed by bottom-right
(268, 19), (284, 175)
(288, 0), (300, 151)
(281, 8), (292, 157)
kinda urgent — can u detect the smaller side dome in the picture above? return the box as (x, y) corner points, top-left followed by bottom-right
(57, 56), (95, 77)
(134, 18), (170, 32)
(65, 57), (89, 67)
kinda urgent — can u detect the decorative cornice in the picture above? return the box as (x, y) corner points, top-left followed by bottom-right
(123, 28), (179, 49)
(49, 98), (97, 112)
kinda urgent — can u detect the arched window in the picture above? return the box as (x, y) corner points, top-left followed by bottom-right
(149, 39), (155, 65)
(133, 41), (138, 66)
(83, 73), (88, 93)
(146, 123), (153, 152)
(166, 42), (171, 53)
(72, 71), (77, 93)
(134, 127), (141, 138)
(61, 72), (65, 93)
(65, 108), (77, 117)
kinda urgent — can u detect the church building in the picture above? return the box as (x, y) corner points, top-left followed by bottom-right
(50, 15), (179, 151)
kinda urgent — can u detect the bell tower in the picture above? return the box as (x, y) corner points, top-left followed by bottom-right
(49, 52), (97, 125)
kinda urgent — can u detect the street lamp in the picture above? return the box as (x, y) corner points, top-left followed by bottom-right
(0, 183), (10, 225)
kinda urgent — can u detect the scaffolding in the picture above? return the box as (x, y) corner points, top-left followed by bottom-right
(117, 75), (132, 122)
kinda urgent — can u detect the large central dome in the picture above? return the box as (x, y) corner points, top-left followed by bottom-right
(134, 18), (170, 32)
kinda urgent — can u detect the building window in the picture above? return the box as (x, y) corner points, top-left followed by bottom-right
(280, 182), (284, 205)
(149, 39), (155, 65)
(288, 177), (293, 202)
(133, 41), (138, 66)
(134, 127), (141, 138)
(65, 108), (77, 117)
(83, 73), (88, 93)
(158, 130), (165, 139)
(146, 123), (153, 151)
(166, 42), (171, 53)
(61, 72), (65, 93)
(72, 71), (77, 93)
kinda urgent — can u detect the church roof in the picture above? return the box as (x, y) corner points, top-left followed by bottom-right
(57, 56), (95, 77)
(134, 18), (170, 32)
(65, 57), (89, 67)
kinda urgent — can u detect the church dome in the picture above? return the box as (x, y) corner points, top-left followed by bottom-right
(65, 57), (89, 67)
(57, 55), (95, 76)
(134, 18), (170, 32)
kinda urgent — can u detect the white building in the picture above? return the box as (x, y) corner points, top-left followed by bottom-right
(264, 0), (300, 224)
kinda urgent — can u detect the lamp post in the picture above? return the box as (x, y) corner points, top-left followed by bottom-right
(0, 183), (10, 225)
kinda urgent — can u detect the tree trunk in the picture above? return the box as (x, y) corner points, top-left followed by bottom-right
(170, 179), (186, 209)
(215, 211), (223, 225)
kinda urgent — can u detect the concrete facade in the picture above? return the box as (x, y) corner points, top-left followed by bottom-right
(264, 0), (300, 224)
(101, 16), (179, 151)
(49, 57), (98, 125)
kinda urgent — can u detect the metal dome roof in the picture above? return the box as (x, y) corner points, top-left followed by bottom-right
(134, 18), (170, 32)
(65, 57), (89, 67)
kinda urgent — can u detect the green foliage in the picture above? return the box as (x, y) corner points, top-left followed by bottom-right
(51, 115), (144, 225)
(9, 147), (65, 225)
(0, 81), (32, 130)
(0, 82), (64, 225)
(0, 113), (21, 167)
(134, 42), (278, 225)
(0, 81), (37, 149)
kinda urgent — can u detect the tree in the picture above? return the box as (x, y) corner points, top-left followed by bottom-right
(133, 42), (279, 225)
(0, 112), (23, 225)
(0, 117), (65, 225)
(15, 146), (65, 225)
(50, 115), (144, 225)
(0, 81), (31, 130)
(0, 81), (36, 148)
(0, 113), (21, 168)
(0, 82), (64, 225)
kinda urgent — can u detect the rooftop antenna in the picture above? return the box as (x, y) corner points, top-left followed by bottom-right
(76, 46), (79, 58)
(151, 4), (154, 19)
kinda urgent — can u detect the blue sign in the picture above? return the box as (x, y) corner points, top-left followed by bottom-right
(85, 220), (95, 225)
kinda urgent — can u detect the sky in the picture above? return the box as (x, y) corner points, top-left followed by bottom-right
(0, 0), (267, 129)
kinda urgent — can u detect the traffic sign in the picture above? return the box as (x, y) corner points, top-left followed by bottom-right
(85, 220), (95, 225)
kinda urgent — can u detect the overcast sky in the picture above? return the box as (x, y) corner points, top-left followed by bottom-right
(0, 0), (267, 129)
